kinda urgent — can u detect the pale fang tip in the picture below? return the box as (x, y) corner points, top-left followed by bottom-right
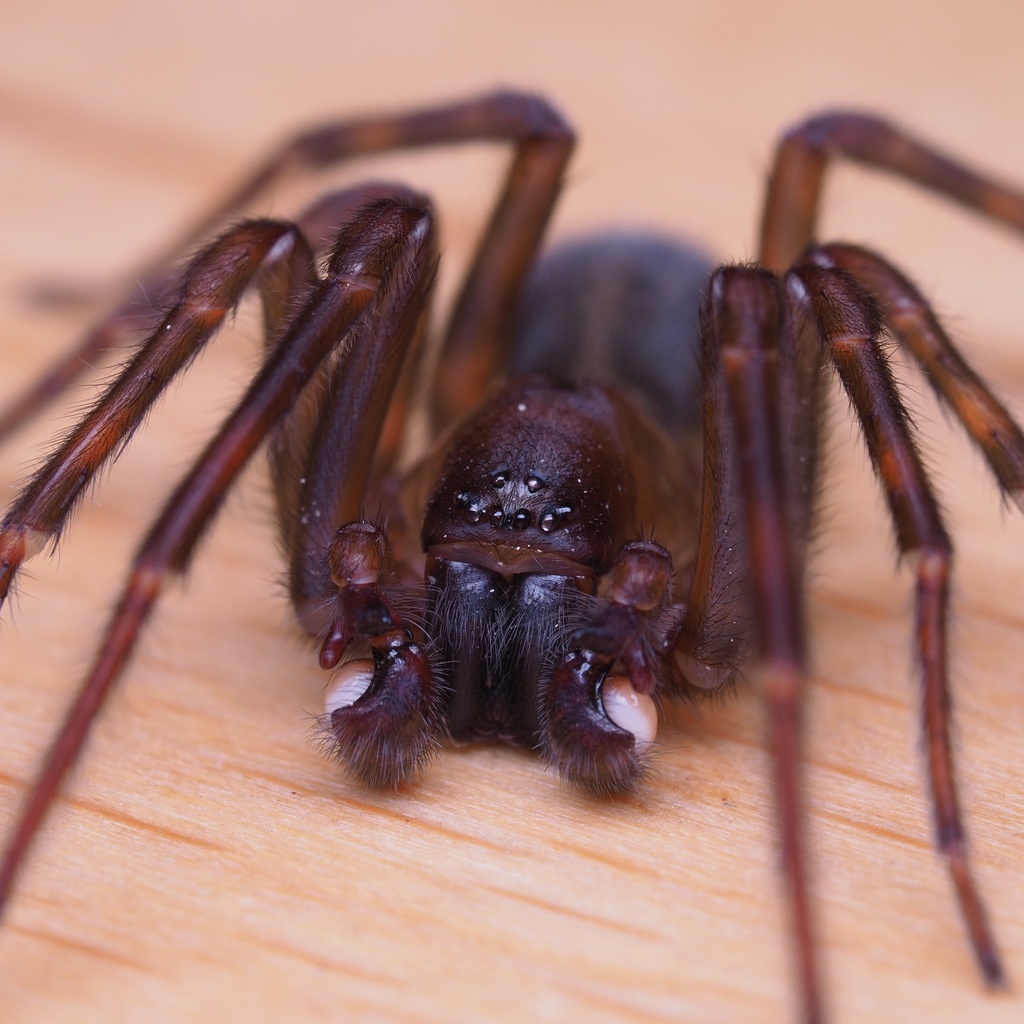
(324, 659), (375, 715)
(602, 675), (658, 751)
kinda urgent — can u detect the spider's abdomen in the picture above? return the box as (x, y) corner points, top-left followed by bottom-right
(511, 233), (712, 432)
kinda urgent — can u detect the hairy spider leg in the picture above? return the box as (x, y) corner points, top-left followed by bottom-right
(0, 219), (312, 608)
(819, 244), (1024, 503)
(0, 91), (573, 444)
(759, 110), (1024, 274)
(0, 194), (437, 919)
(754, 111), (1024, 1007)
(791, 248), (1024, 988)
(681, 267), (824, 1024)
(675, 235), (1024, 1022)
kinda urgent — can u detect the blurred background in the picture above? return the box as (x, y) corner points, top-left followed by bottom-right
(2, 3), (1023, 1023)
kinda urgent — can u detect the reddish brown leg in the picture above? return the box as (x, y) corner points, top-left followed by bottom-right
(0, 91), (572, 442)
(0, 298), (169, 441)
(0, 219), (314, 609)
(759, 111), (1024, 272)
(260, 183), (433, 506)
(169, 90), (572, 426)
(790, 255), (1005, 986)
(673, 308), (752, 691)
(817, 243), (1024, 505)
(0, 194), (437, 919)
(682, 267), (823, 1024)
(675, 266), (823, 693)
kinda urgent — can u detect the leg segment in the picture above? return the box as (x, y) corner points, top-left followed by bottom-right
(259, 185), (433, 559)
(0, 219), (314, 609)
(789, 256), (1005, 985)
(0, 91), (572, 441)
(680, 266), (824, 1024)
(0, 298), (167, 442)
(0, 194), (437, 919)
(674, 268), (824, 692)
(816, 243), (1024, 505)
(760, 111), (1024, 272)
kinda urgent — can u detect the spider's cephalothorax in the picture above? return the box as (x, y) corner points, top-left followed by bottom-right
(422, 375), (646, 748)
(2, 93), (1023, 1024)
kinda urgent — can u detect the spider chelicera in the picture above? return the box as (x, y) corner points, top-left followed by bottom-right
(1, 92), (1022, 1024)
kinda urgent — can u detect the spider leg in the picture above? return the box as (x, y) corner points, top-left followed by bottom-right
(674, 263), (825, 690)
(680, 266), (824, 1024)
(0, 91), (572, 442)
(254, 189), (380, 336)
(256, 183), (430, 579)
(259, 183), (432, 494)
(0, 194), (436, 919)
(816, 243), (1024, 505)
(0, 298), (168, 442)
(759, 111), (1024, 272)
(0, 218), (316, 610)
(790, 257), (1006, 986)
(259, 186), (446, 786)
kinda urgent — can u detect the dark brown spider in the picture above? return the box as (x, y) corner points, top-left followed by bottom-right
(1, 92), (1023, 1024)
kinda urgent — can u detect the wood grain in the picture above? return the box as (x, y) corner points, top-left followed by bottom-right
(1, 3), (1022, 1022)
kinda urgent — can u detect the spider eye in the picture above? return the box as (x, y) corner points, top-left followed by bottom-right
(456, 492), (486, 523)
(539, 505), (572, 533)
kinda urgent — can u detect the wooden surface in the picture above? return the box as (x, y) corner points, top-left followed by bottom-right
(1, 3), (1023, 1022)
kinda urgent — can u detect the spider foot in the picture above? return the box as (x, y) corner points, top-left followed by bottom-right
(322, 630), (441, 788)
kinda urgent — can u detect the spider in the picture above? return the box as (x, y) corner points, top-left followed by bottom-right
(1, 92), (1022, 1024)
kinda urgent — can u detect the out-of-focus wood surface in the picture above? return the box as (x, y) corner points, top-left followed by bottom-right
(1, 3), (1023, 1022)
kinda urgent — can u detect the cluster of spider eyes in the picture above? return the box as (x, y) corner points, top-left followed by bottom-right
(455, 470), (572, 533)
